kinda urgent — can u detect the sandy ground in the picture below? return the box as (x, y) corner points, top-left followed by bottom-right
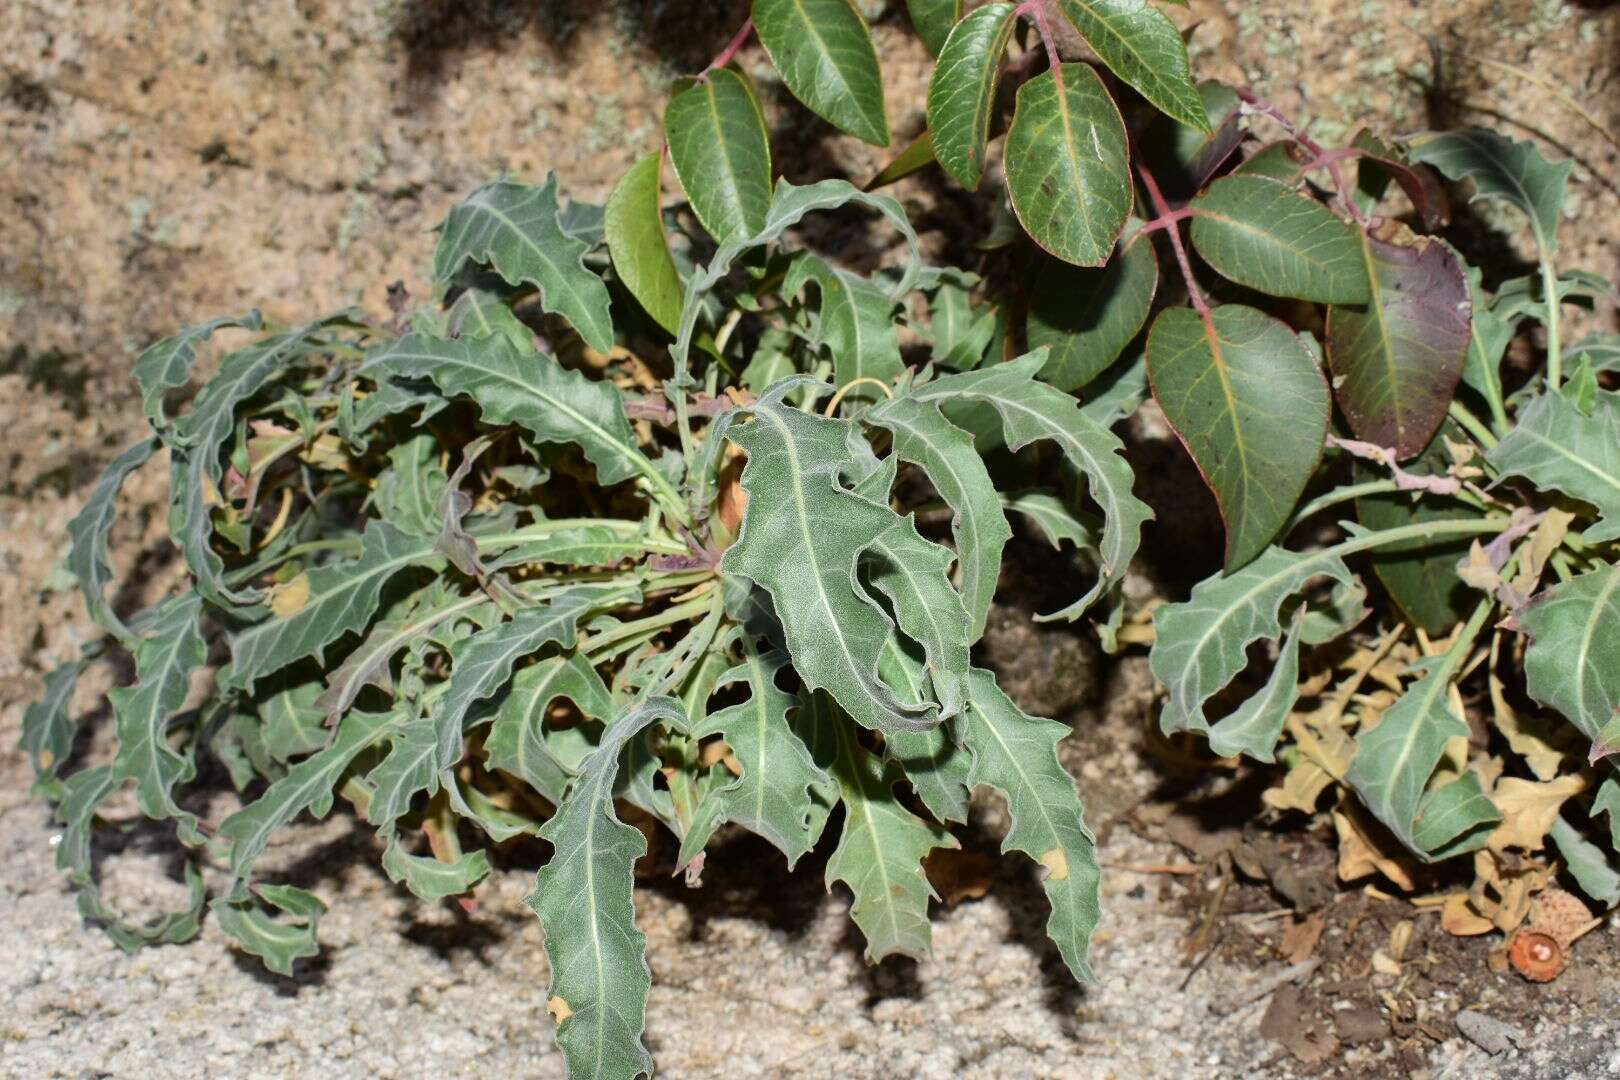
(4, 1), (1620, 1077)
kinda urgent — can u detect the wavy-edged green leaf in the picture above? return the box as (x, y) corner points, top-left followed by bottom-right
(1550, 815), (1620, 906)
(1461, 268), (1512, 418)
(1004, 65), (1132, 268)
(372, 434), (447, 539)
(1325, 229), (1471, 458)
(926, 2), (1017, 189)
(908, 0), (964, 55)
(1489, 389), (1620, 543)
(225, 521), (442, 693)
(869, 394), (1011, 638)
(530, 697), (687, 1080)
(107, 591), (206, 842)
(314, 587), (490, 724)
(674, 178), (922, 375)
(783, 253), (903, 399)
(67, 438), (157, 648)
(1210, 610), (1304, 761)
(218, 709), (397, 881)
(809, 691), (957, 962)
(1027, 230), (1158, 392)
(961, 669), (1101, 980)
(381, 828), (492, 901)
(1406, 129), (1571, 255)
(678, 639), (831, 866)
(1519, 562), (1620, 749)
(604, 153), (685, 336)
(864, 517), (974, 718)
(1595, 779), (1620, 850)
(664, 69), (773, 243)
(1147, 304), (1330, 571)
(1002, 489), (1099, 551)
(485, 650), (615, 804)
(753, 0), (889, 147)
(364, 716), (440, 828)
(1151, 546), (1358, 748)
(1052, 0), (1208, 132)
(1344, 659), (1501, 861)
(882, 638), (973, 825)
(21, 658), (84, 795)
(1566, 333), (1620, 374)
(909, 351), (1148, 618)
(723, 384), (938, 735)
(134, 310), (264, 430)
(1188, 175), (1371, 304)
(365, 333), (675, 511)
(430, 176), (614, 352)
(213, 884), (326, 977)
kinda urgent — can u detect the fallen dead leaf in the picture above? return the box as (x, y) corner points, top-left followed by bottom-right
(1279, 912), (1327, 964)
(1334, 807), (1417, 891)
(1487, 774), (1587, 853)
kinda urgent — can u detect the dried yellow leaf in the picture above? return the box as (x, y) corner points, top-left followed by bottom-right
(1487, 775), (1587, 853)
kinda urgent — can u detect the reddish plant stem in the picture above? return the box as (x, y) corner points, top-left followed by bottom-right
(1137, 162), (1212, 321)
(1234, 86), (1369, 225)
(705, 17), (754, 74)
(1017, 0), (1063, 75)
(1137, 207), (1194, 234)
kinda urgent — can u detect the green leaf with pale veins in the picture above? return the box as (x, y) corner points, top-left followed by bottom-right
(783, 253), (903, 401)
(1004, 65), (1132, 268)
(752, 0), (890, 147)
(364, 716), (440, 828)
(431, 176), (614, 352)
(218, 709), (397, 881)
(1325, 229), (1472, 459)
(373, 433), (449, 539)
(1204, 610), (1305, 762)
(108, 592), (207, 842)
(1550, 816), (1620, 906)
(1518, 562), (1620, 749)
(1151, 546), (1358, 752)
(67, 438), (157, 649)
(529, 697), (687, 1080)
(213, 884), (326, 977)
(864, 517), (974, 718)
(21, 659), (84, 794)
(810, 692), (957, 962)
(908, 0), (963, 56)
(133, 311), (263, 430)
(1027, 230), (1158, 393)
(225, 521), (443, 693)
(1489, 389), (1620, 543)
(926, 2), (1018, 189)
(882, 637), (973, 824)
(604, 153), (684, 336)
(1147, 304), (1331, 571)
(485, 650), (615, 804)
(1344, 661), (1501, 861)
(961, 669), (1101, 981)
(381, 829), (492, 901)
(1188, 175), (1372, 304)
(664, 69), (773, 243)
(1406, 129), (1571, 255)
(1052, 0), (1209, 133)
(909, 351), (1149, 619)
(723, 384), (940, 735)
(869, 394), (1011, 639)
(677, 639), (831, 867)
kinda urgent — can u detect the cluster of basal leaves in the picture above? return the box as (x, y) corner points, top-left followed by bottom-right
(19, 0), (1620, 1076)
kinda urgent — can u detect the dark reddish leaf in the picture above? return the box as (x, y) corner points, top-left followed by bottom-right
(1352, 129), (1450, 229)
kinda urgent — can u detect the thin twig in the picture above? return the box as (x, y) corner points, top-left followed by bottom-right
(1209, 957), (1323, 1016)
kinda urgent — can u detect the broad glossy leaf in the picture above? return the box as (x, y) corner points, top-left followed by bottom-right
(723, 385), (938, 735)
(225, 522), (442, 693)
(431, 176), (614, 352)
(908, 0), (964, 56)
(1147, 305), (1330, 571)
(752, 0), (890, 147)
(927, 2), (1018, 189)
(1489, 389), (1620, 543)
(678, 640), (831, 866)
(1004, 65), (1131, 268)
(213, 884), (326, 977)
(783, 253), (903, 398)
(1151, 545), (1358, 749)
(809, 692), (957, 962)
(1052, 0), (1208, 131)
(1406, 129), (1571, 254)
(530, 697), (687, 1080)
(1325, 227), (1471, 459)
(133, 311), (264, 431)
(908, 352), (1149, 618)
(961, 669), (1101, 980)
(1027, 230), (1158, 392)
(664, 69), (773, 242)
(1344, 662), (1501, 861)
(108, 592), (207, 842)
(381, 828), (491, 901)
(1188, 175), (1371, 304)
(1519, 562), (1620, 749)
(485, 650), (615, 803)
(218, 709), (397, 881)
(865, 129), (938, 191)
(67, 438), (157, 648)
(605, 152), (685, 334)
(868, 394), (1011, 638)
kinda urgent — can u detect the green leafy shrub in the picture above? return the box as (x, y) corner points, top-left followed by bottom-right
(24, 4), (1620, 1078)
